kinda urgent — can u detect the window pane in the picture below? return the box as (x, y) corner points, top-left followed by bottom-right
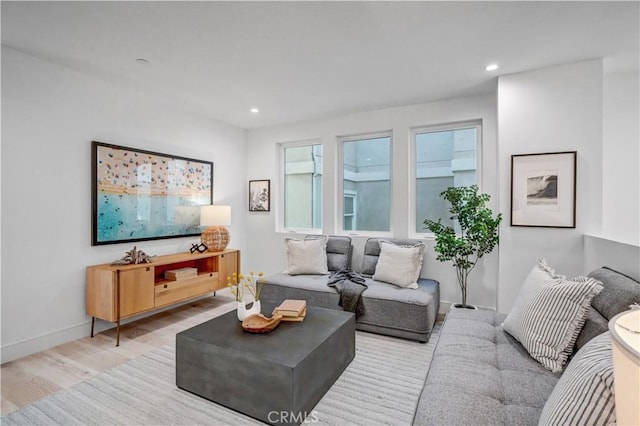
(342, 136), (390, 232)
(284, 144), (322, 229)
(415, 127), (477, 232)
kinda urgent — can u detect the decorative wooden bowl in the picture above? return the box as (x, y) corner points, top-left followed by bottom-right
(242, 313), (283, 334)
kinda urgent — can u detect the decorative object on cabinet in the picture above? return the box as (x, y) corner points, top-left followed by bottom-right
(190, 242), (208, 254)
(200, 205), (231, 251)
(511, 151), (576, 228)
(110, 246), (155, 265)
(249, 179), (270, 211)
(92, 141), (213, 246)
(86, 249), (240, 346)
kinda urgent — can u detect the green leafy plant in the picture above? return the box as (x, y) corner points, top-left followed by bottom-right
(423, 185), (502, 308)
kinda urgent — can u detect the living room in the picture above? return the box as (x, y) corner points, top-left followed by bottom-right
(2, 1), (639, 425)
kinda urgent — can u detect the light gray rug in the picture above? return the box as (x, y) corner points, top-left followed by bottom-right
(2, 326), (440, 425)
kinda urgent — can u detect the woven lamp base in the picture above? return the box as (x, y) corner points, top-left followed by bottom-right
(201, 226), (230, 252)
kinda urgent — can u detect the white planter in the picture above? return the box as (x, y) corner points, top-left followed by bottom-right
(237, 300), (261, 321)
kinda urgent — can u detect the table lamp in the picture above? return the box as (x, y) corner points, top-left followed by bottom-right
(609, 308), (640, 425)
(200, 205), (231, 252)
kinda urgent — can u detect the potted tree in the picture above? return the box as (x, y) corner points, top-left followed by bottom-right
(424, 185), (502, 309)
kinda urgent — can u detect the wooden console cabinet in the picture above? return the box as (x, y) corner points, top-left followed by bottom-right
(86, 249), (240, 345)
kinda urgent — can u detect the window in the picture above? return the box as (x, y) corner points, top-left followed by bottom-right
(413, 122), (481, 233)
(280, 142), (323, 231)
(343, 190), (357, 230)
(339, 132), (391, 233)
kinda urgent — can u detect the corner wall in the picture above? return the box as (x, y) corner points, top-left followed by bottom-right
(497, 60), (604, 312)
(1, 47), (248, 362)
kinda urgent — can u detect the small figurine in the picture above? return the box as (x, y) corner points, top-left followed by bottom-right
(111, 246), (155, 265)
(190, 243), (208, 254)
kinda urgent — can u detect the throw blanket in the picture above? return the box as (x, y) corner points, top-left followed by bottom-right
(327, 269), (368, 318)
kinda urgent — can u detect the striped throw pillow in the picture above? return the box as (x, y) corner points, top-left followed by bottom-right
(520, 276), (603, 373)
(538, 332), (615, 426)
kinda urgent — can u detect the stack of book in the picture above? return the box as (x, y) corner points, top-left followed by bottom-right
(164, 267), (198, 281)
(273, 299), (307, 322)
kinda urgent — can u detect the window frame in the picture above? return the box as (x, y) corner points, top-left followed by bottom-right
(409, 120), (483, 238)
(336, 130), (393, 237)
(277, 139), (324, 235)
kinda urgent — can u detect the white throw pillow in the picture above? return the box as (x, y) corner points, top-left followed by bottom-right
(372, 241), (426, 289)
(538, 332), (615, 425)
(519, 275), (603, 373)
(502, 257), (559, 341)
(284, 236), (328, 275)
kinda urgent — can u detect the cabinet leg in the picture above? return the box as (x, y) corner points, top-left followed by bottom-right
(90, 317), (95, 338)
(116, 320), (120, 347)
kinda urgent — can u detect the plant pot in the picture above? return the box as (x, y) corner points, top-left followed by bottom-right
(237, 300), (261, 321)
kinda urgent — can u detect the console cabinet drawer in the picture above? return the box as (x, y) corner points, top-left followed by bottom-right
(155, 273), (219, 307)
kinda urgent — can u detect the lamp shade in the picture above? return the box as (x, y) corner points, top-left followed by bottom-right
(609, 309), (640, 426)
(200, 205), (231, 226)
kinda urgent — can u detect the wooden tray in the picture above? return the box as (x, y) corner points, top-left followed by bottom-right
(242, 313), (283, 334)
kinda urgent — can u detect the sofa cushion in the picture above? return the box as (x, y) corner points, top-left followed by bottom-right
(539, 332), (615, 426)
(413, 308), (559, 426)
(587, 267), (640, 321)
(519, 276), (603, 373)
(284, 236), (328, 275)
(372, 240), (425, 289)
(260, 273), (439, 341)
(305, 235), (352, 271)
(573, 266), (640, 351)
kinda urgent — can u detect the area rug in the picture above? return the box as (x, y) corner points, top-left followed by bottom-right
(2, 326), (440, 425)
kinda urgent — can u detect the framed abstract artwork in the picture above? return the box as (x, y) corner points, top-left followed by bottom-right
(249, 180), (270, 212)
(511, 151), (576, 228)
(92, 141), (213, 245)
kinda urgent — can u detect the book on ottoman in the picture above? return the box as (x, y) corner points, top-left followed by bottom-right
(274, 299), (307, 321)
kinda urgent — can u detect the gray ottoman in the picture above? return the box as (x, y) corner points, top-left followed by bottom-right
(176, 304), (355, 425)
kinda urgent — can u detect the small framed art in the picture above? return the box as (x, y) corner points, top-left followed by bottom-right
(511, 151), (576, 228)
(249, 180), (270, 212)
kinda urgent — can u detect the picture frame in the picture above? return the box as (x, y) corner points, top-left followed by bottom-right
(92, 141), (213, 245)
(511, 151), (576, 228)
(249, 180), (270, 212)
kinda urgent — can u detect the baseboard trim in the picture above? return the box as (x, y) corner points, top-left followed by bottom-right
(1, 321), (91, 364)
(1, 294), (226, 364)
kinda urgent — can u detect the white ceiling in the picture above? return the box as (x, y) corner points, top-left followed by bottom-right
(2, 1), (638, 129)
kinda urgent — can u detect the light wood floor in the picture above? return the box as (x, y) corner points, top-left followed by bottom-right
(1, 292), (238, 416)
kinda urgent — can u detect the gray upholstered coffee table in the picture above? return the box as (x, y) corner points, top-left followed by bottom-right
(176, 303), (355, 425)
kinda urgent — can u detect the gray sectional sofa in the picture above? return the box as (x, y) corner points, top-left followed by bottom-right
(413, 266), (640, 425)
(261, 236), (440, 342)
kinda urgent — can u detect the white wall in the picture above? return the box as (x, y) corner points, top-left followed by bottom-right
(602, 68), (640, 245)
(245, 94), (499, 311)
(1, 47), (248, 362)
(497, 60), (604, 313)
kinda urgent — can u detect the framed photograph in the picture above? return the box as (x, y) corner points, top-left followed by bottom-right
(249, 180), (270, 212)
(511, 151), (576, 228)
(92, 141), (213, 245)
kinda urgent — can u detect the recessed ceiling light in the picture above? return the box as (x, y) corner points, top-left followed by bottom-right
(485, 64), (499, 71)
(136, 58), (150, 64)
(250, 108), (260, 114)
